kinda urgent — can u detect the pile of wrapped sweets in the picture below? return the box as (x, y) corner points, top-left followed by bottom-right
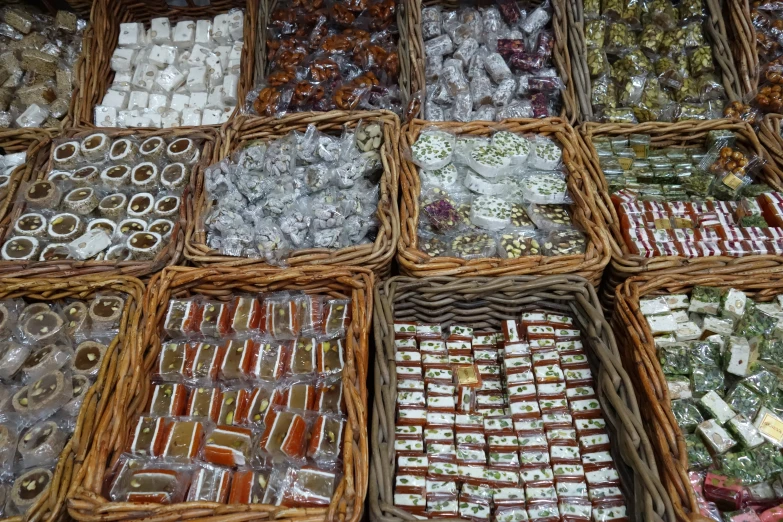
(639, 286), (783, 522)
(96, 11), (244, 128)
(251, 0), (400, 115)
(603, 132), (783, 258)
(2, 132), (202, 262)
(411, 128), (586, 260)
(421, 1), (563, 122)
(584, 0), (727, 122)
(0, 149), (26, 199)
(0, 294), (127, 516)
(107, 292), (351, 506)
(204, 122), (383, 261)
(0, 6), (86, 128)
(391, 316), (629, 521)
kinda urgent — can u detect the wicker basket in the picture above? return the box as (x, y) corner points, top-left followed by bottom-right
(71, 0), (258, 128)
(185, 111), (400, 277)
(613, 273), (783, 522)
(759, 113), (783, 173)
(402, 0), (577, 123)
(397, 118), (610, 285)
(0, 127), (217, 279)
(578, 120), (783, 311)
(68, 265), (373, 522)
(0, 129), (52, 253)
(567, 0), (742, 122)
(370, 275), (673, 522)
(0, 274), (144, 522)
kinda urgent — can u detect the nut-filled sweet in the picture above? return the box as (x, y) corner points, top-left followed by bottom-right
(390, 314), (628, 521)
(0, 293), (127, 517)
(2, 132), (204, 263)
(107, 291), (351, 507)
(411, 128), (585, 260)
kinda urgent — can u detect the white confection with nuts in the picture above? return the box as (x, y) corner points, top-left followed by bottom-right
(99, 11), (245, 127)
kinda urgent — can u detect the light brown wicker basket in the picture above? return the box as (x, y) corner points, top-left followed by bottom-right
(370, 275), (673, 522)
(578, 120), (783, 311)
(0, 129), (52, 252)
(0, 274), (144, 522)
(185, 111), (400, 277)
(567, 0), (742, 122)
(68, 265), (373, 522)
(613, 273), (783, 522)
(0, 127), (217, 279)
(402, 0), (578, 123)
(72, 0), (258, 128)
(759, 113), (783, 173)
(397, 118), (610, 285)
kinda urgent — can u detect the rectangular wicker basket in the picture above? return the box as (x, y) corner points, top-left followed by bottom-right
(0, 274), (144, 522)
(578, 120), (783, 311)
(566, 0), (743, 122)
(397, 118), (610, 285)
(0, 127), (217, 279)
(0, 130), (52, 249)
(401, 0), (579, 123)
(72, 0), (258, 128)
(67, 265), (373, 522)
(370, 275), (673, 522)
(612, 273), (783, 522)
(185, 112), (400, 277)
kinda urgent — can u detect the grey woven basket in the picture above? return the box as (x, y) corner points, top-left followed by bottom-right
(369, 275), (674, 522)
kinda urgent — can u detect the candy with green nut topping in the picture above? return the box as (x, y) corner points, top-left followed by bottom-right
(529, 140), (562, 170)
(587, 49), (610, 78)
(690, 46), (715, 77)
(518, 174), (568, 204)
(585, 19), (606, 48)
(467, 145), (511, 178)
(491, 132), (530, 164)
(686, 434), (714, 469)
(412, 131), (455, 170)
(463, 170), (509, 196)
(469, 195), (512, 230)
(421, 164), (459, 188)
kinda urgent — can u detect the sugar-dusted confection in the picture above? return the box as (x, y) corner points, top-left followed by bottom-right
(10, 468), (52, 512)
(71, 341), (107, 377)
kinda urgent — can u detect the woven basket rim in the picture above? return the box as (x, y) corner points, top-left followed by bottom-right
(396, 117), (610, 284)
(0, 274), (144, 522)
(184, 111), (401, 275)
(68, 265), (373, 522)
(370, 274), (674, 522)
(0, 127), (217, 279)
(613, 272), (783, 522)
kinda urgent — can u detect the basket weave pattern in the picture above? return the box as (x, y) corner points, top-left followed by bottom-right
(0, 275), (144, 522)
(68, 265), (372, 522)
(613, 274), (783, 522)
(397, 118), (610, 285)
(186, 112), (400, 277)
(579, 120), (783, 310)
(72, 0), (258, 128)
(370, 275), (673, 522)
(0, 127), (216, 279)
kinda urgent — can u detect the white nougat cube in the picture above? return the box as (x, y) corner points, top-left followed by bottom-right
(148, 93), (169, 111)
(110, 48), (137, 72)
(207, 60), (223, 87)
(213, 14), (230, 45)
(228, 10), (244, 41)
(195, 20), (213, 46)
(133, 47), (151, 67)
(213, 45), (230, 69)
(150, 17), (172, 44)
(227, 42), (242, 74)
(173, 20), (196, 48)
(182, 108), (202, 126)
(149, 45), (177, 68)
(202, 108), (222, 125)
(144, 110), (163, 128)
(186, 66), (208, 92)
(118, 22), (145, 48)
(102, 89), (128, 109)
(725, 336), (751, 377)
(170, 93), (190, 112)
(16, 104), (47, 127)
(128, 90), (149, 111)
(94, 106), (118, 127)
(155, 65), (186, 93)
(188, 92), (208, 109)
(131, 64), (158, 91)
(219, 106), (234, 123)
(222, 74), (238, 105)
(161, 109), (181, 128)
(112, 70), (133, 92)
(188, 44), (212, 66)
(207, 85), (225, 108)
